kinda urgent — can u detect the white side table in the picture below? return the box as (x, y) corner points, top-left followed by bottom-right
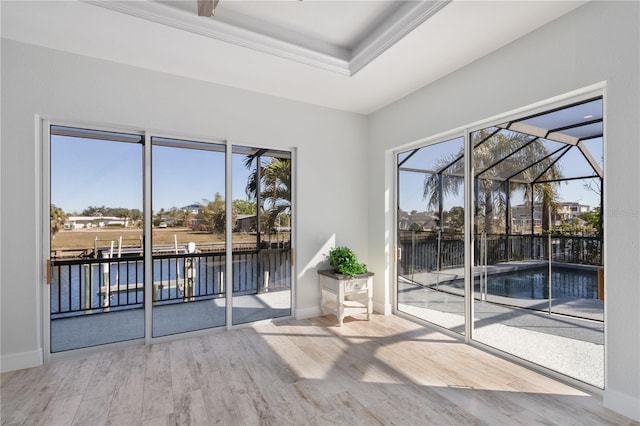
(318, 269), (374, 326)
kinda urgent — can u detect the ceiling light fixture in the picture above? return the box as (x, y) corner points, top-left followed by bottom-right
(197, 0), (219, 17)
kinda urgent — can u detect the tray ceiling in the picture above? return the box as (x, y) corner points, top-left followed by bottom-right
(94, 0), (450, 75)
(1, 1), (588, 114)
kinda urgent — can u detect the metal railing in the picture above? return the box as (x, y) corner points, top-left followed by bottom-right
(152, 252), (225, 305)
(50, 256), (144, 318)
(232, 248), (292, 295)
(398, 231), (464, 273)
(50, 248), (292, 318)
(398, 231), (602, 273)
(481, 234), (602, 265)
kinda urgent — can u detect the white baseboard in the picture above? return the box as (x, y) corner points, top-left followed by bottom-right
(373, 301), (392, 315)
(1, 349), (43, 373)
(604, 388), (640, 422)
(295, 306), (322, 320)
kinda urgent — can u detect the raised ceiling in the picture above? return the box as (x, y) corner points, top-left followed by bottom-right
(109, 0), (450, 75)
(1, 1), (588, 114)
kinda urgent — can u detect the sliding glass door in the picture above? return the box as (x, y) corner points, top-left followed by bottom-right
(396, 136), (466, 334)
(49, 126), (145, 352)
(151, 137), (227, 337)
(48, 124), (294, 354)
(395, 95), (604, 388)
(231, 146), (292, 325)
(470, 98), (604, 388)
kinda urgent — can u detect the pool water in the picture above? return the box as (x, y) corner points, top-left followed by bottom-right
(475, 267), (599, 300)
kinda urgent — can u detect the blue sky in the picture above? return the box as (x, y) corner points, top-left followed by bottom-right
(51, 136), (255, 214)
(399, 171), (601, 213)
(151, 145), (254, 211)
(398, 136), (603, 213)
(51, 136), (143, 213)
(52, 133), (602, 216)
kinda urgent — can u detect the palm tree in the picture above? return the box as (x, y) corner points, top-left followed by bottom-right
(244, 155), (291, 231)
(422, 128), (563, 234)
(50, 204), (67, 239)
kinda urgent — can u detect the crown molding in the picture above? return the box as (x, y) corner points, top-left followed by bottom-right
(86, 0), (350, 74)
(350, 0), (451, 75)
(86, 0), (450, 77)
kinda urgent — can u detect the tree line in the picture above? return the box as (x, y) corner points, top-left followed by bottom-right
(51, 156), (292, 236)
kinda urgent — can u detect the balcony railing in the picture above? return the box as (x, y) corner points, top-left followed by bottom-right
(50, 248), (292, 319)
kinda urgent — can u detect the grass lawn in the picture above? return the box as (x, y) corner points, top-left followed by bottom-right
(51, 227), (289, 254)
(53, 227), (236, 250)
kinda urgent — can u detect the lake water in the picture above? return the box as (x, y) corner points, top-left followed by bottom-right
(51, 251), (291, 318)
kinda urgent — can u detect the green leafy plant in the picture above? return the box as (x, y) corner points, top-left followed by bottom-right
(328, 246), (368, 276)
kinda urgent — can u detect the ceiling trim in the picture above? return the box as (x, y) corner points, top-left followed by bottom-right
(86, 0), (451, 76)
(86, 0), (350, 74)
(350, 0), (450, 75)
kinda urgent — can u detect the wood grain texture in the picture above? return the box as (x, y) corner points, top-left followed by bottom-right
(1, 314), (637, 425)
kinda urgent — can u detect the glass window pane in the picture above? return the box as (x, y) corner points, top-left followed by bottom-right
(471, 96), (604, 389)
(151, 138), (227, 337)
(50, 127), (144, 352)
(232, 146), (292, 325)
(397, 136), (465, 334)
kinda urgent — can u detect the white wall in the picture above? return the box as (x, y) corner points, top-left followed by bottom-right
(368, 1), (639, 421)
(0, 39), (369, 369)
(2, 0), (639, 422)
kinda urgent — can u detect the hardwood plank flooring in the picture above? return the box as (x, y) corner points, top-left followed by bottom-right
(1, 314), (637, 425)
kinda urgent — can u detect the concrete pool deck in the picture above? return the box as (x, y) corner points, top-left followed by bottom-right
(398, 280), (604, 388)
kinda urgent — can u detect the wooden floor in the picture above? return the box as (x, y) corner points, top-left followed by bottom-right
(1, 314), (637, 426)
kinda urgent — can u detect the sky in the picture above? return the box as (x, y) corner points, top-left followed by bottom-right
(398, 136), (603, 213)
(51, 135), (258, 214)
(51, 131), (603, 216)
(51, 136), (143, 213)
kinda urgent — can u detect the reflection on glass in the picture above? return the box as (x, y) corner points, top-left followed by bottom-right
(232, 147), (292, 325)
(151, 138), (226, 336)
(397, 137), (465, 334)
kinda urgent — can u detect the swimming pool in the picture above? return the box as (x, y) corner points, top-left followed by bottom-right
(475, 266), (599, 300)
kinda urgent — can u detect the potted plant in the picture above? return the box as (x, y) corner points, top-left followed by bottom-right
(319, 246), (373, 326)
(327, 245), (368, 277)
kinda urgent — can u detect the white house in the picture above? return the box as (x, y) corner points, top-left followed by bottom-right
(65, 216), (130, 229)
(512, 201), (593, 233)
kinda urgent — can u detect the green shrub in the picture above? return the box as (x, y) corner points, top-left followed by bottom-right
(328, 246), (368, 276)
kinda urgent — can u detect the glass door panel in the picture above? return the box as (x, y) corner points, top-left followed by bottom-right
(396, 137), (465, 334)
(470, 102), (604, 388)
(231, 146), (292, 325)
(49, 126), (144, 352)
(151, 137), (226, 337)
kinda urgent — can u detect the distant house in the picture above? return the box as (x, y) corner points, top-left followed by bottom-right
(554, 202), (590, 222)
(181, 204), (202, 215)
(511, 202), (591, 233)
(65, 216), (129, 229)
(397, 210), (439, 232)
(235, 214), (257, 232)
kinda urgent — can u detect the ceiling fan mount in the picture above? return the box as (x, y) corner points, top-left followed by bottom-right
(197, 0), (220, 17)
